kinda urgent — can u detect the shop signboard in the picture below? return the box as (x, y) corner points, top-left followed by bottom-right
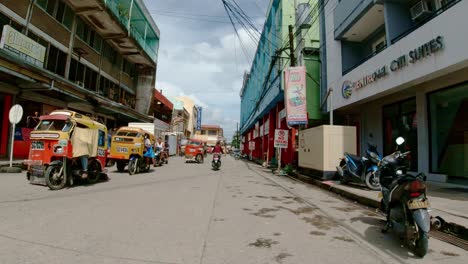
(264, 118), (269, 135)
(284, 66), (308, 126)
(274, 129), (288, 148)
(249, 141), (255, 150)
(0, 25), (46, 67)
(260, 124), (264, 137)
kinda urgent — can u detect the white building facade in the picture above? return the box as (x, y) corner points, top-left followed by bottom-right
(324, 0), (467, 183)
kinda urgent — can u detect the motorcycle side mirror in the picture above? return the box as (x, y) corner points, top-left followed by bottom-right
(396, 137), (405, 146)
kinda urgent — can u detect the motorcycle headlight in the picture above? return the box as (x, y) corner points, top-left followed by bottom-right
(396, 170), (403, 175)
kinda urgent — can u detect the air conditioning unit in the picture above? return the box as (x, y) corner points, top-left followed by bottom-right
(410, 1), (432, 20)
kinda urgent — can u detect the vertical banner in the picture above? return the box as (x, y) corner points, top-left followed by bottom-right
(264, 118), (269, 135)
(196, 107), (202, 131)
(284, 66), (308, 126)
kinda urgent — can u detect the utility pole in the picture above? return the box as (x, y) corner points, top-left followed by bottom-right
(288, 25), (296, 67)
(236, 122), (239, 148)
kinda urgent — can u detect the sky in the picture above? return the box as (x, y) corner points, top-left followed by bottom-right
(143, 0), (270, 141)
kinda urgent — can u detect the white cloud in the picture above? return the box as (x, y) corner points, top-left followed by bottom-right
(143, 0), (269, 140)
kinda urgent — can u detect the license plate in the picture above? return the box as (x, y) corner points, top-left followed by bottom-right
(31, 141), (44, 150)
(190, 149), (195, 152)
(117, 147), (128, 153)
(407, 199), (429, 209)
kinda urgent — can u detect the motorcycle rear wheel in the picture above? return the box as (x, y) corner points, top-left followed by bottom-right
(414, 230), (429, 258)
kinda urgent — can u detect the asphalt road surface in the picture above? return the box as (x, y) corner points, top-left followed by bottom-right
(0, 156), (466, 264)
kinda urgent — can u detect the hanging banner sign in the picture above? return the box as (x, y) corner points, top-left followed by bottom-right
(284, 66), (308, 126)
(264, 118), (269, 135)
(196, 107), (202, 131)
(274, 129), (288, 148)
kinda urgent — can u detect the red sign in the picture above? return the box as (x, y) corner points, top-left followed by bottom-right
(274, 129), (288, 148)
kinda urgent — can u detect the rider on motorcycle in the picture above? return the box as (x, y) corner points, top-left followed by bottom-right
(143, 134), (154, 166)
(154, 137), (167, 166)
(212, 141), (224, 156)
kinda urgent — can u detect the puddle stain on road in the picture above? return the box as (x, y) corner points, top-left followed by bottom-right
(275, 206), (317, 215)
(275, 253), (293, 263)
(332, 207), (359, 213)
(248, 238), (279, 248)
(333, 236), (354, 242)
(440, 251), (460, 257)
(309, 231), (326, 236)
(251, 208), (280, 218)
(302, 215), (336, 230)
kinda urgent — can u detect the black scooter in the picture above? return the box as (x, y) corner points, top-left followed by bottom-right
(212, 153), (221, 170)
(336, 143), (382, 190)
(379, 137), (430, 258)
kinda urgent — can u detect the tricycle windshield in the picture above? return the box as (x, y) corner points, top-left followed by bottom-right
(36, 120), (72, 132)
(188, 141), (202, 146)
(116, 131), (141, 137)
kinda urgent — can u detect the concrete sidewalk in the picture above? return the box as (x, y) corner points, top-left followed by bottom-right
(291, 173), (468, 234)
(0, 160), (24, 166)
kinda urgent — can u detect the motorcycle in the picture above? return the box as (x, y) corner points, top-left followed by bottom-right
(212, 153), (221, 170)
(128, 153), (152, 175)
(336, 143), (382, 190)
(154, 147), (164, 166)
(379, 137), (430, 258)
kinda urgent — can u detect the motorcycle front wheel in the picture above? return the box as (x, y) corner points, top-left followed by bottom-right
(414, 230), (429, 258)
(128, 159), (138, 175)
(45, 164), (67, 190)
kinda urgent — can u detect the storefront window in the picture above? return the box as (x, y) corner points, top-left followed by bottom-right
(429, 85), (468, 179)
(383, 98), (418, 171)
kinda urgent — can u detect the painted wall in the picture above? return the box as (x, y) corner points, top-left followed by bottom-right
(240, 0), (320, 133)
(326, 0), (468, 110)
(176, 96), (197, 136)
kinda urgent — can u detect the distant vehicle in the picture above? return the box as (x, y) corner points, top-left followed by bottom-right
(184, 139), (204, 163)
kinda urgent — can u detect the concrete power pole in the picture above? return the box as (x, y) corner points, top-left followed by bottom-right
(288, 25), (296, 67)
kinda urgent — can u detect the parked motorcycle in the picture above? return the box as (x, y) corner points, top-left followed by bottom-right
(212, 154), (221, 170)
(336, 143), (381, 190)
(379, 137), (430, 258)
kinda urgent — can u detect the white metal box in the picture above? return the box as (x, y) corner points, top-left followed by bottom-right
(299, 125), (356, 177)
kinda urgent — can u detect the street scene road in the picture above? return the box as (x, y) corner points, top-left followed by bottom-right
(0, 156), (466, 264)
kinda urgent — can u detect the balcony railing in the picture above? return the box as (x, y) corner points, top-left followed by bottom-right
(103, 0), (159, 62)
(391, 0), (461, 44)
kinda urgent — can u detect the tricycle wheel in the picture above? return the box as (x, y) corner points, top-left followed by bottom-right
(45, 164), (67, 190)
(196, 154), (203, 163)
(128, 159), (138, 175)
(116, 161), (126, 172)
(87, 160), (101, 184)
